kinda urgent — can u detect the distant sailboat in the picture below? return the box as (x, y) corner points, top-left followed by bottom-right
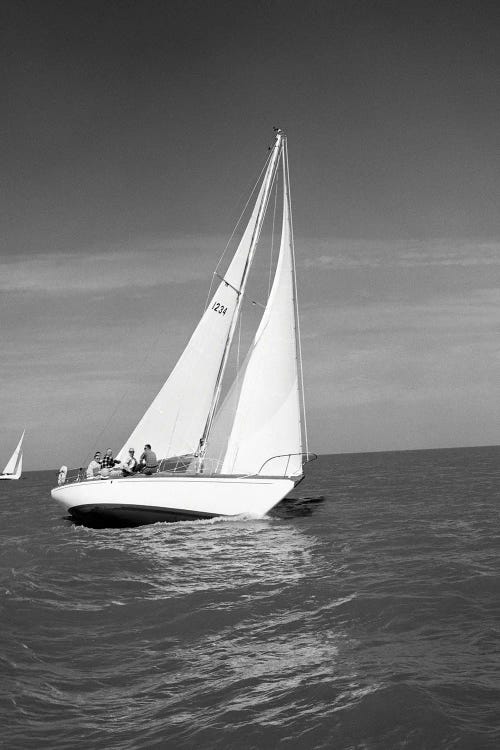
(0, 430), (25, 480)
(51, 130), (315, 526)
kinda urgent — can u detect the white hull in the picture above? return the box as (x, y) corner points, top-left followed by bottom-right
(0, 475), (20, 480)
(51, 474), (297, 526)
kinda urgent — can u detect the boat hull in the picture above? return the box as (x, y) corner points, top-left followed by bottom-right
(50, 474), (297, 527)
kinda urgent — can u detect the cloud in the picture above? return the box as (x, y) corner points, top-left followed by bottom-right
(4, 230), (500, 466)
(303, 253), (381, 269)
(5, 235), (499, 295)
(0, 235), (231, 294)
(307, 286), (500, 336)
(302, 286), (500, 421)
(302, 238), (500, 270)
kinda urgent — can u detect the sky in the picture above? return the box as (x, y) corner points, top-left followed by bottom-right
(2, 0), (500, 469)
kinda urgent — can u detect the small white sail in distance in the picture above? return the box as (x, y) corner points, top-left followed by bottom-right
(208, 146), (303, 477)
(1, 430), (25, 479)
(116, 138), (283, 462)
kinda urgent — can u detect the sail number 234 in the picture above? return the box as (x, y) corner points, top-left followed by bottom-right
(212, 302), (228, 315)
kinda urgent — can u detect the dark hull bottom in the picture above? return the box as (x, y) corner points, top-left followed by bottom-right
(68, 503), (217, 528)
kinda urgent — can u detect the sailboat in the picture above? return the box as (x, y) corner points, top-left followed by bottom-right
(51, 130), (315, 526)
(0, 430), (25, 480)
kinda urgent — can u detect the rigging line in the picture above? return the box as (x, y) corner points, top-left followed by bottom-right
(202, 149), (274, 313)
(208, 299), (244, 470)
(230, 312), (243, 467)
(236, 306), (242, 390)
(285, 139), (309, 456)
(248, 156), (280, 311)
(83, 321), (170, 467)
(214, 273), (241, 296)
(269, 172), (279, 296)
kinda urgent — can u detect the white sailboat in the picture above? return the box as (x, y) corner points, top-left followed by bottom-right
(51, 130), (315, 526)
(0, 430), (25, 480)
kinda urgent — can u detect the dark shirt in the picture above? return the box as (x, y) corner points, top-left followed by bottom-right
(140, 448), (158, 468)
(101, 455), (114, 468)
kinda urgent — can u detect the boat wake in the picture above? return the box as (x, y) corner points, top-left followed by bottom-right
(271, 495), (325, 518)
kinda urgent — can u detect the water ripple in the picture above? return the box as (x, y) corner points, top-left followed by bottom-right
(2, 452), (500, 749)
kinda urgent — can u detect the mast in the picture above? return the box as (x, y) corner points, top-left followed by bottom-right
(283, 136), (308, 460)
(195, 130), (285, 470)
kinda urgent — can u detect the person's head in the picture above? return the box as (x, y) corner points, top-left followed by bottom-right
(144, 444), (151, 450)
(128, 448), (135, 456)
(94, 451), (101, 460)
(106, 448), (113, 457)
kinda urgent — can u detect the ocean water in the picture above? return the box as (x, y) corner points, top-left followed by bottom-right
(1, 447), (499, 749)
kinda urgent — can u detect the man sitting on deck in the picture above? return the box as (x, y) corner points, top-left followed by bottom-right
(98, 448), (115, 478)
(122, 448), (138, 475)
(86, 452), (102, 479)
(100, 448), (114, 470)
(139, 444), (158, 475)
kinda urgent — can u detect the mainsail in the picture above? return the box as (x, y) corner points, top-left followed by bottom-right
(1, 430), (25, 478)
(117, 136), (283, 462)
